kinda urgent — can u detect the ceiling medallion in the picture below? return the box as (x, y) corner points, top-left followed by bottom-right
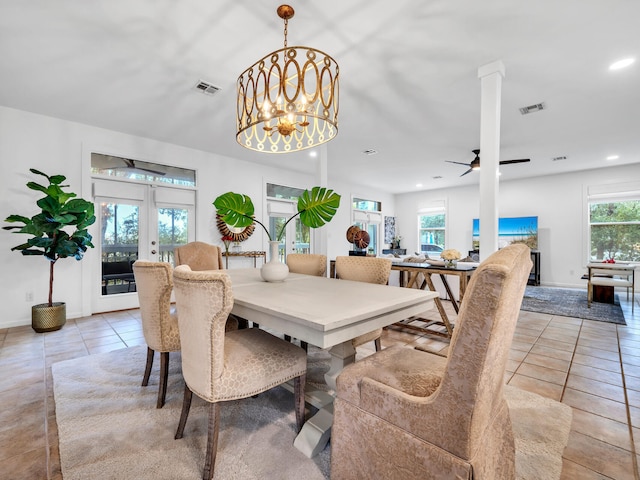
(236, 4), (339, 154)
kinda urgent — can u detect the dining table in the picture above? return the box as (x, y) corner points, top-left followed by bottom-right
(225, 268), (438, 458)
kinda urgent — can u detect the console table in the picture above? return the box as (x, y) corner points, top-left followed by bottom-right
(222, 251), (266, 269)
(382, 248), (406, 255)
(390, 262), (477, 338)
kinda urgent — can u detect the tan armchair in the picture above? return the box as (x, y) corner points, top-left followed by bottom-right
(172, 266), (308, 480)
(335, 256), (393, 351)
(174, 241), (223, 270)
(287, 253), (327, 277)
(132, 261), (180, 408)
(331, 244), (532, 479)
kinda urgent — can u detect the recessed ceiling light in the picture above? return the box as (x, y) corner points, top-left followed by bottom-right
(309, 151), (317, 157)
(609, 58), (635, 70)
(415, 183), (423, 188)
(606, 155), (619, 161)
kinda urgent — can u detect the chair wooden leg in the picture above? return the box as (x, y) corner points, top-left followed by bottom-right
(374, 337), (382, 352)
(174, 385), (193, 440)
(142, 347), (154, 387)
(203, 403), (221, 480)
(294, 373), (306, 433)
(157, 352), (170, 408)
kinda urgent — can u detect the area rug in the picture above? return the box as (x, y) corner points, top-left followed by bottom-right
(521, 286), (626, 324)
(52, 346), (572, 480)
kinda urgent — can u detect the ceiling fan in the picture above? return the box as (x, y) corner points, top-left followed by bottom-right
(112, 158), (166, 176)
(447, 149), (530, 177)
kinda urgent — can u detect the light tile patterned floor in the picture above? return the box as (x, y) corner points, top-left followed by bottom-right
(0, 295), (638, 479)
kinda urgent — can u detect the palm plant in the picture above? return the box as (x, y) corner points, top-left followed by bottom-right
(214, 186), (341, 241)
(4, 169), (96, 307)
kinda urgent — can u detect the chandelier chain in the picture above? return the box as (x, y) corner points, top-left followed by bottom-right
(283, 18), (288, 48)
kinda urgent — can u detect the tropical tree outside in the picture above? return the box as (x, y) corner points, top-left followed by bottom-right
(419, 213), (446, 250)
(589, 199), (640, 261)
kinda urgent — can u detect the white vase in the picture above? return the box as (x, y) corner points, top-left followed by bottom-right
(261, 240), (289, 282)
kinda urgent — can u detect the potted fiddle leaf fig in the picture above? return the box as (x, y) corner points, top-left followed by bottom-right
(3, 169), (96, 332)
(214, 186), (340, 281)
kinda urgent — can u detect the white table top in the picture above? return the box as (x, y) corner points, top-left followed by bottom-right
(226, 268), (438, 349)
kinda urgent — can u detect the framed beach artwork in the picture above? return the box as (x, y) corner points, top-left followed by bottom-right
(472, 216), (538, 250)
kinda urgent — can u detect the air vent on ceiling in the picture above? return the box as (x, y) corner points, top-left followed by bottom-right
(362, 149), (378, 156)
(194, 80), (221, 96)
(552, 156), (567, 161)
(519, 102), (546, 115)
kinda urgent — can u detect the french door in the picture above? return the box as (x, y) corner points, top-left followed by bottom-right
(266, 197), (312, 261)
(92, 178), (195, 313)
(268, 217), (311, 261)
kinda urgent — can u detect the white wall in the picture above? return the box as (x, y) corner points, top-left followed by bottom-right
(394, 163), (640, 289)
(0, 106), (393, 328)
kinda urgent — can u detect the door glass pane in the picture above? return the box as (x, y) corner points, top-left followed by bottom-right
(158, 208), (189, 265)
(101, 202), (139, 296)
(295, 218), (310, 253)
(366, 224), (377, 253)
(269, 216), (286, 261)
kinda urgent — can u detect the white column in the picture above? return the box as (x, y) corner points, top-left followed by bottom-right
(477, 61), (505, 260)
(316, 144), (328, 256)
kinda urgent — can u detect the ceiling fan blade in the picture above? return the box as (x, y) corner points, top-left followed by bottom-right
(460, 168), (473, 177)
(136, 167), (167, 176)
(446, 161), (472, 166)
(112, 166), (167, 176)
(499, 158), (530, 165)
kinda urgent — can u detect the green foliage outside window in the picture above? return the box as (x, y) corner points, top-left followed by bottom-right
(589, 200), (640, 261)
(419, 213), (445, 249)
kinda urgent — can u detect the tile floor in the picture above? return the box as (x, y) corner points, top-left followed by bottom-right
(0, 294), (639, 479)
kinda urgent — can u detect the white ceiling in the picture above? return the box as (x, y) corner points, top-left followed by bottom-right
(1, 0), (638, 193)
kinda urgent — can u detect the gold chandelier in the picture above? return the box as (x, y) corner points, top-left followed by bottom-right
(236, 4), (339, 153)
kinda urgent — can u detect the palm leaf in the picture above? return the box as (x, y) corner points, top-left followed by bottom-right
(213, 192), (256, 229)
(297, 187), (341, 228)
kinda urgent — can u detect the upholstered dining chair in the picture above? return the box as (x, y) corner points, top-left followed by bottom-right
(132, 260), (180, 409)
(172, 266), (308, 480)
(286, 253), (327, 277)
(174, 241), (224, 270)
(334, 256), (393, 352)
(175, 241), (249, 328)
(330, 244), (532, 479)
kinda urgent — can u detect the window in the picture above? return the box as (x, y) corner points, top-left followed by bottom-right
(589, 198), (640, 262)
(352, 197), (382, 253)
(418, 202), (446, 255)
(91, 153), (196, 187)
